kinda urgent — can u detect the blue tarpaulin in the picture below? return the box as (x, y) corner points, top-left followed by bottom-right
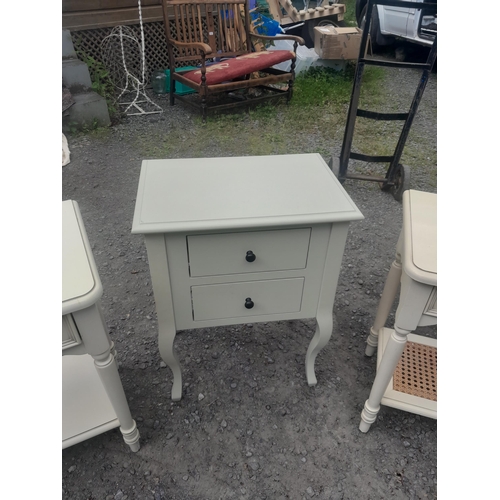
(249, 0), (284, 36)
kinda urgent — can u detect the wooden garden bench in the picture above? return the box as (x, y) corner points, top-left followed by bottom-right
(162, 0), (305, 120)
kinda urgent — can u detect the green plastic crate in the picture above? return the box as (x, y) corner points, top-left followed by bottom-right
(165, 66), (198, 95)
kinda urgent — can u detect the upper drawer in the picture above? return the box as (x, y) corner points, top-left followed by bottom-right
(187, 228), (311, 277)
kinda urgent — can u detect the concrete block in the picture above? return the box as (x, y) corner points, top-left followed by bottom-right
(63, 59), (93, 90)
(62, 92), (111, 132)
(62, 29), (77, 59)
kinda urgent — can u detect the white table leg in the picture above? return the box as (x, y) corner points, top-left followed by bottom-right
(95, 303), (117, 358)
(305, 311), (333, 386)
(93, 350), (141, 451)
(361, 269), (434, 432)
(359, 325), (410, 432)
(305, 223), (348, 386)
(365, 231), (403, 356)
(144, 234), (183, 401)
(158, 324), (183, 401)
(72, 304), (140, 451)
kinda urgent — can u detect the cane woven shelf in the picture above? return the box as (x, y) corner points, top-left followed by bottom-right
(393, 341), (437, 401)
(377, 328), (437, 419)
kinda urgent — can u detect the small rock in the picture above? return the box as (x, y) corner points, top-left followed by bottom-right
(306, 486), (315, 497)
(160, 362), (167, 368)
(198, 393), (205, 401)
(221, 420), (228, 428)
(166, 432), (174, 440)
(248, 461), (260, 471)
(182, 475), (189, 481)
(68, 465), (76, 473)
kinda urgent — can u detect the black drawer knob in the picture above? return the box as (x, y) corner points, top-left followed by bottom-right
(245, 298), (254, 309)
(246, 250), (256, 262)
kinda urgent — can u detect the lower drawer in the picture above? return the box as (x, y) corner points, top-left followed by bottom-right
(191, 278), (304, 321)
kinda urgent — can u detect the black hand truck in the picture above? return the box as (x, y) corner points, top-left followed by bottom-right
(329, 0), (437, 201)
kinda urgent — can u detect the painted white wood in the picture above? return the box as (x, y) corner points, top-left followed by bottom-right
(305, 222), (350, 386)
(421, 287), (437, 321)
(62, 200), (102, 315)
(132, 154), (363, 234)
(62, 354), (119, 448)
(167, 225), (331, 331)
(144, 233), (183, 401)
(133, 155), (364, 400)
(191, 278), (305, 321)
(360, 190), (437, 433)
(63, 200), (140, 451)
(403, 190), (437, 285)
(62, 314), (82, 350)
(187, 228), (311, 277)
(365, 231), (403, 357)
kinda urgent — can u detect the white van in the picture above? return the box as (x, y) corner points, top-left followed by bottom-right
(355, 0), (437, 50)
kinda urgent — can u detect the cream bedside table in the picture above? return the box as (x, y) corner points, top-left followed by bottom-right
(63, 200), (140, 451)
(360, 190), (437, 432)
(132, 154), (363, 401)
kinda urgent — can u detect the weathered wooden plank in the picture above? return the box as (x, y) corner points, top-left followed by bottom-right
(62, 5), (164, 30)
(62, 0), (160, 13)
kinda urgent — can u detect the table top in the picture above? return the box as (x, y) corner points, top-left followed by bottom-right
(402, 190), (437, 286)
(132, 154), (364, 234)
(62, 200), (103, 315)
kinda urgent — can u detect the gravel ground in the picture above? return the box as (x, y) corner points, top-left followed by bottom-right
(62, 49), (437, 500)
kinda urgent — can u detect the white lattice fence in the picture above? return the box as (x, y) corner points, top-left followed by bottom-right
(70, 20), (202, 85)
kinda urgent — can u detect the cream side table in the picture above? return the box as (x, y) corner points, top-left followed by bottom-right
(359, 190), (437, 432)
(62, 200), (140, 451)
(132, 154), (364, 401)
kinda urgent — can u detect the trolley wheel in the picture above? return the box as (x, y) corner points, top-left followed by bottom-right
(391, 164), (410, 202)
(379, 179), (392, 192)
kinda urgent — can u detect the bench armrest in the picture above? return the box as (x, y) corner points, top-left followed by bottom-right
(250, 34), (306, 46)
(166, 38), (213, 55)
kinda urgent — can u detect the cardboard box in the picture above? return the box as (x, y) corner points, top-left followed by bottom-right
(314, 26), (368, 60)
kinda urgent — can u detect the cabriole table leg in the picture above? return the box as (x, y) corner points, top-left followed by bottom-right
(158, 326), (183, 401)
(305, 311), (333, 386)
(144, 234), (183, 401)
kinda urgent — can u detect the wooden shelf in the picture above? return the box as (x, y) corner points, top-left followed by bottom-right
(62, 354), (120, 449)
